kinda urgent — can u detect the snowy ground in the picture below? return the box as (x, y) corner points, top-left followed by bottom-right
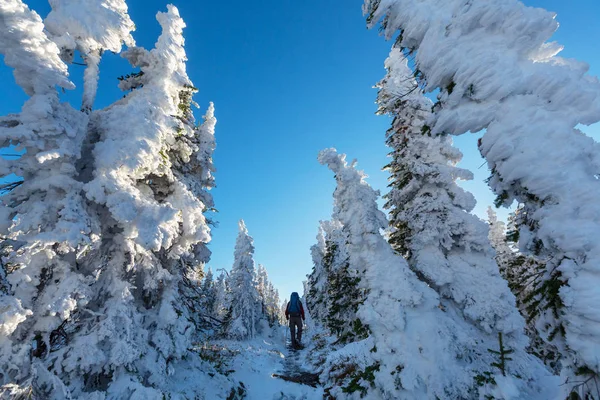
(202, 327), (323, 400)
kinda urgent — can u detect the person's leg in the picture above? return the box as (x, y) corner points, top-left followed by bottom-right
(297, 320), (303, 344)
(291, 317), (301, 347)
(289, 318), (296, 346)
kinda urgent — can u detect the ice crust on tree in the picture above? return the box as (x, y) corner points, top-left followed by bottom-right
(312, 148), (555, 399)
(364, 0), (600, 392)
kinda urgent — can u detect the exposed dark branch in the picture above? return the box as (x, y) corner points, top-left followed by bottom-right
(0, 180), (23, 195)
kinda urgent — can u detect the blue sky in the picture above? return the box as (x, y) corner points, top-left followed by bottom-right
(1, 1), (599, 301)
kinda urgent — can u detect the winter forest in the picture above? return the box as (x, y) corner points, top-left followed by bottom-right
(1, 0), (600, 399)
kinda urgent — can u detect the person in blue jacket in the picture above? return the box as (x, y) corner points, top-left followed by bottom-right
(285, 292), (305, 348)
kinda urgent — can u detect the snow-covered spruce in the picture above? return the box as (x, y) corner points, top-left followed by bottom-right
(202, 267), (216, 313)
(306, 223), (328, 324)
(223, 220), (262, 340)
(256, 264), (269, 318)
(213, 271), (229, 320)
(365, 0), (600, 394)
(190, 266), (223, 332)
(488, 208), (562, 375)
(310, 148), (555, 399)
(253, 264), (281, 326)
(264, 278), (282, 326)
(378, 47), (525, 352)
(0, 1), (86, 396)
(0, 3), (218, 397)
(307, 218), (366, 344)
(487, 208), (514, 279)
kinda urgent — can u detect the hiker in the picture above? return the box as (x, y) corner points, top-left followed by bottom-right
(285, 292), (305, 348)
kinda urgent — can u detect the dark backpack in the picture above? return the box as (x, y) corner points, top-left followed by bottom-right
(288, 292), (301, 316)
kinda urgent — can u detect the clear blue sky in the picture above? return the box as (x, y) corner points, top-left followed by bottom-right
(1, 1), (599, 301)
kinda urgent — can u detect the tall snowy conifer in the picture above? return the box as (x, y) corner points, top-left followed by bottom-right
(256, 264), (268, 316)
(365, 0), (600, 394)
(487, 207), (513, 278)
(307, 219), (362, 343)
(213, 272), (228, 320)
(306, 223), (328, 323)
(0, 3), (217, 397)
(201, 267), (217, 321)
(0, 2), (85, 396)
(314, 148), (555, 399)
(188, 102), (217, 226)
(378, 47), (523, 346)
(265, 282), (281, 326)
(225, 220), (260, 340)
(254, 264), (280, 325)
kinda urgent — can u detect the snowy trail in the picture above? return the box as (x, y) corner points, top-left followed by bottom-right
(220, 330), (323, 400)
(274, 338), (320, 387)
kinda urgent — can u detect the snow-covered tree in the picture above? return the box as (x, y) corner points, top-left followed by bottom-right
(44, 0), (135, 112)
(487, 207), (513, 277)
(256, 264), (269, 316)
(306, 217), (360, 342)
(184, 102), (217, 224)
(264, 282), (281, 326)
(224, 220), (261, 340)
(201, 267), (217, 319)
(213, 271), (228, 320)
(253, 264), (281, 326)
(0, 2), (85, 396)
(305, 224), (327, 323)
(300, 280), (315, 333)
(320, 220), (365, 344)
(279, 300), (288, 326)
(488, 208), (562, 374)
(313, 148), (555, 399)
(378, 47), (523, 347)
(0, 3), (217, 397)
(365, 1), (600, 395)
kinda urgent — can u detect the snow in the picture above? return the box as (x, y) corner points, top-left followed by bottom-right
(225, 220), (262, 340)
(45, 0), (135, 110)
(0, 0), (597, 397)
(45, 0), (134, 53)
(0, 3), (220, 396)
(102, 328), (324, 400)
(378, 48), (526, 337)
(365, 0), (600, 395)
(220, 335), (322, 400)
(311, 148), (558, 398)
(0, 0), (73, 95)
